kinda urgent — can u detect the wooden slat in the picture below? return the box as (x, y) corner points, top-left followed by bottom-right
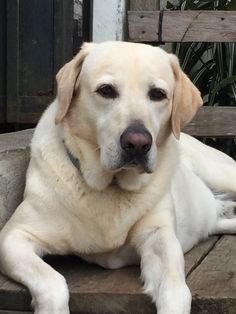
(0, 236), (225, 313)
(0, 275), (30, 312)
(128, 11), (236, 42)
(185, 236), (219, 276)
(187, 235), (236, 313)
(184, 106), (236, 138)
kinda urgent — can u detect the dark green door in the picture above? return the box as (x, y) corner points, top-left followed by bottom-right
(0, 0), (6, 130)
(0, 0), (74, 130)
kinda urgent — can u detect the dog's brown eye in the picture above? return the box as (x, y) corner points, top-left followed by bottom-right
(148, 88), (166, 101)
(96, 84), (118, 99)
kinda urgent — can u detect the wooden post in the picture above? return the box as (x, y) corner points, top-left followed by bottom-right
(92, 0), (127, 42)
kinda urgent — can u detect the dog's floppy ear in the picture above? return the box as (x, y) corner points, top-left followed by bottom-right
(170, 54), (203, 139)
(55, 43), (94, 124)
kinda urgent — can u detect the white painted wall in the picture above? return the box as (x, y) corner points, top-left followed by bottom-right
(92, 0), (126, 42)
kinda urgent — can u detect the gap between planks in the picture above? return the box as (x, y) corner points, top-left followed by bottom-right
(185, 236), (221, 278)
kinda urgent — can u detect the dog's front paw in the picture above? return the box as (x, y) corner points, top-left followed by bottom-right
(157, 282), (192, 314)
(34, 306), (70, 314)
(32, 273), (70, 314)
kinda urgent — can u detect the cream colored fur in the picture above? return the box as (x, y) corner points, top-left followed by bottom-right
(0, 41), (236, 314)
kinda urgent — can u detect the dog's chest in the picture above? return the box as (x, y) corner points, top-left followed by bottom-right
(69, 187), (156, 253)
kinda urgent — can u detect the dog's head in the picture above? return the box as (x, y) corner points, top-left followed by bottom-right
(56, 42), (202, 188)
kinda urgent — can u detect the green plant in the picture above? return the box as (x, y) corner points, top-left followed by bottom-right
(167, 0), (236, 159)
(174, 42), (236, 107)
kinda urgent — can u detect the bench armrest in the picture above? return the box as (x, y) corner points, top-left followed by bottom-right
(0, 129), (34, 229)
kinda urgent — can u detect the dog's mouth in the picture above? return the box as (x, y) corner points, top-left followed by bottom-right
(120, 155), (152, 173)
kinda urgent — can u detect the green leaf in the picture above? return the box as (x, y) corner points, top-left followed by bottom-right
(214, 76), (236, 93)
(209, 75), (236, 105)
(192, 60), (214, 86)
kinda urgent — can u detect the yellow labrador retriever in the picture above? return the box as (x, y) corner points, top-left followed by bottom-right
(0, 41), (236, 314)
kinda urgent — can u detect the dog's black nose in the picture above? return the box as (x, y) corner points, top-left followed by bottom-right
(120, 125), (152, 156)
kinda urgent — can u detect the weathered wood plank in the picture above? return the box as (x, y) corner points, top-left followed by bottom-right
(128, 11), (236, 42)
(187, 235), (236, 314)
(44, 256), (154, 314)
(185, 236), (219, 276)
(0, 236), (223, 313)
(0, 274), (30, 311)
(184, 107), (236, 138)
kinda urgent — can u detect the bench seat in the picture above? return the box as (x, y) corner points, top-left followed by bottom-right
(0, 235), (236, 314)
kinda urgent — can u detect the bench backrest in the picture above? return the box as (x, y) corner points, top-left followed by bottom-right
(128, 7), (236, 138)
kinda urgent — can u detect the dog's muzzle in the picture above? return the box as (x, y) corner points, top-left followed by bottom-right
(120, 123), (153, 172)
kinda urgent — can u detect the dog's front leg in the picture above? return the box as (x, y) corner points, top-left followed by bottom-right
(132, 217), (191, 314)
(0, 228), (70, 314)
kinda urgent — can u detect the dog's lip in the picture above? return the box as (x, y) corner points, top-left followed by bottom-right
(121, 158), (152, 173)
(106, 156), (153, 174)
(127, 160), (139, 166)
(109, 162), (152, 174)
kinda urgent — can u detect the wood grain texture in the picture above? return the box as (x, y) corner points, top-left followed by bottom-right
(187, 235), (236, 314)
(185, 236), (219, 276)
(128, 11), (236, 42)
(184, 106), (236, 138)
(0, 273), (30, 311)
